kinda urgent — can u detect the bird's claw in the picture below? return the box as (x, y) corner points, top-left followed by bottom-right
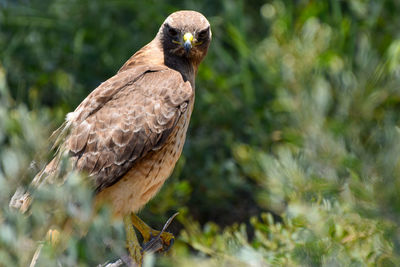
(142, 230), (175, 252)
(142, 212), (178, 253)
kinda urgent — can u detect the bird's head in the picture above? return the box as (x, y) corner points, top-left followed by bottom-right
(158, 10), (212, 65)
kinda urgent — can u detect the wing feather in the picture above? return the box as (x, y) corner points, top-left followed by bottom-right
(67, 68), (193, 192)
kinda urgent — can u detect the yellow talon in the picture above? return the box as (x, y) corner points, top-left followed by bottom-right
(123, 212), (178, 265)
(124, 215), (143, 266)
(130, 212), (178, 252)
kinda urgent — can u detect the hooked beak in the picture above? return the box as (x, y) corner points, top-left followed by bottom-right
(183, 32), (193, 54)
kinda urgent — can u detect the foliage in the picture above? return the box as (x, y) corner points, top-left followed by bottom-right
(1, 0), (400, 266)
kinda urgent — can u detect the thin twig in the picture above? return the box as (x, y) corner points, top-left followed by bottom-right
(29, 243), (43, 267)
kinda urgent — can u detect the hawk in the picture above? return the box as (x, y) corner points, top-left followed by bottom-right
(10, 10), (211, 264)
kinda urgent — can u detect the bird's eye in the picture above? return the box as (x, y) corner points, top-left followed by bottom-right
(197, 27), (209, 40)
(168, 27), (178, 37)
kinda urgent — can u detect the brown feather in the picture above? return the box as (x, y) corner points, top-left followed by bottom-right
(67, 69), (193, 192)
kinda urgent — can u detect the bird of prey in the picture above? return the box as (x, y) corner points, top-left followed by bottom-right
(10, 10), (211, 264)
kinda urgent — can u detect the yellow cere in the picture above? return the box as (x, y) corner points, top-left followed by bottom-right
(173, 32), (202, 46)
(183, 32), (193, 42)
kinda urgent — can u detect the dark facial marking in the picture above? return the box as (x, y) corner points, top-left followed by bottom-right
(197, 27), (210, 41)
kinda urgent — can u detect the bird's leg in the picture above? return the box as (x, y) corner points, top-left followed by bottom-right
(123, 215), (143, 266)
(130, 212), (178, 253)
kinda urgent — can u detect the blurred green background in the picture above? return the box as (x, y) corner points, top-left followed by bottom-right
(1, 0), (400, 266)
